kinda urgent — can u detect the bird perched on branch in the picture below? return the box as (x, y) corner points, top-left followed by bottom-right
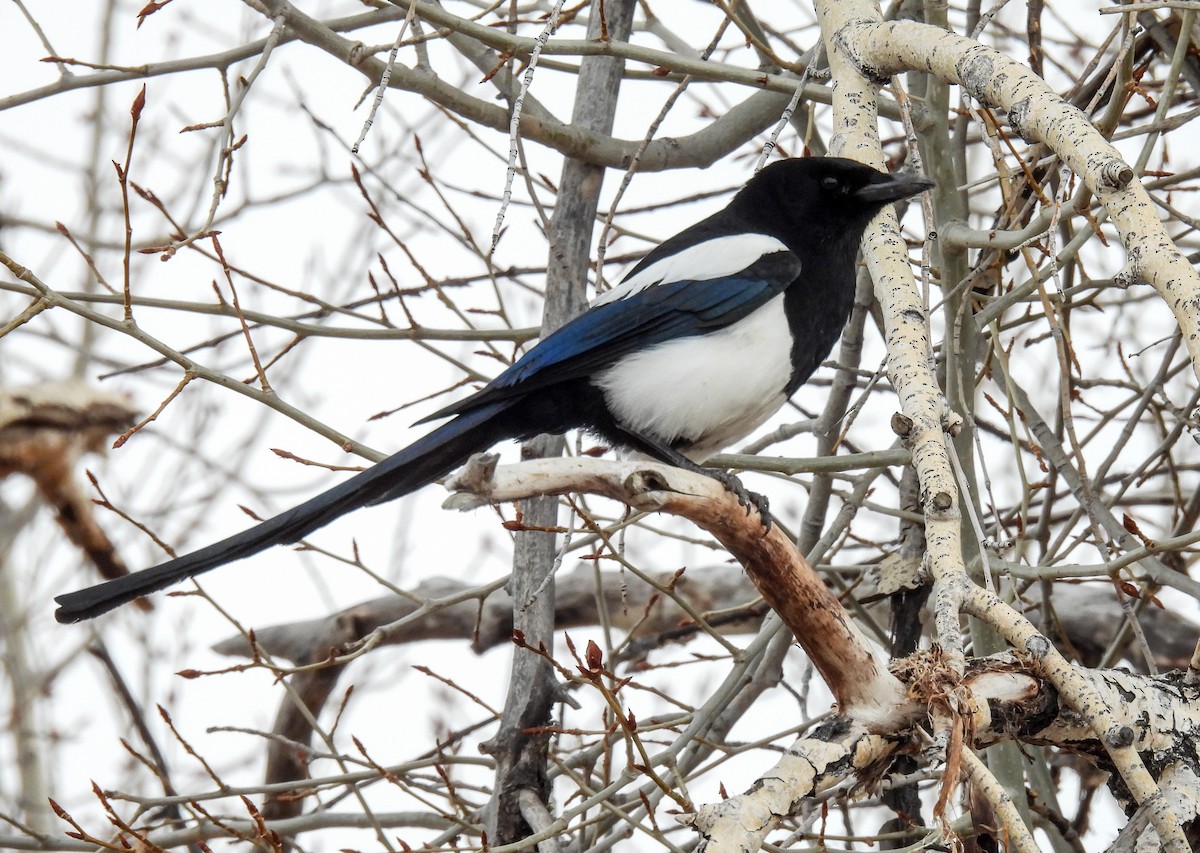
(55, 157), (932, 623)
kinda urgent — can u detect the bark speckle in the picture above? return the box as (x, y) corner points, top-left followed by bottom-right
(1023, 635), (1051, 658)
(1106, 725), (1136, 749)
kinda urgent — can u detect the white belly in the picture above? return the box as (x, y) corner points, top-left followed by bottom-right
(594, 295), (793, 461)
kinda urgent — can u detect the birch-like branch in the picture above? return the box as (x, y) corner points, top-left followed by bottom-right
(681, 639), (1200, 852)
(839, 18), (1200, 384)
(811, 2), (1196, 849)
(813, 0), (968, 679)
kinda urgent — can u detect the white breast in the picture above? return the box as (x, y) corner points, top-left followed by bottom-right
(594, 294), (793, 461)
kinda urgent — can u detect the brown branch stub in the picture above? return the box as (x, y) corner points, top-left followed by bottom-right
(0, 380), (137, 443)
(0, 381), (144, 593)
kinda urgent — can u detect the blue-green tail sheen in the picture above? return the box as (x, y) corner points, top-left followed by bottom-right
(53, 401), (520, 623)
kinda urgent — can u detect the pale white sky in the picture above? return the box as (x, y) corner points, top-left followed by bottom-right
(1, 1), (1187, 849)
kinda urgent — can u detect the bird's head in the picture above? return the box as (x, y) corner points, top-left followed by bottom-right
(731, 157), (934, 257)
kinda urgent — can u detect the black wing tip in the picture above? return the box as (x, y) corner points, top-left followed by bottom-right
(411, 406), (455, 427)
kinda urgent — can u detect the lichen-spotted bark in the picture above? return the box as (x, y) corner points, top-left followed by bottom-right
(813, 2), (1193, 849)
(840, 18), (1200, 384)
(962, 584), (1192, 846)
(813, 1), (967, 674)
(678, 721), (888, 853)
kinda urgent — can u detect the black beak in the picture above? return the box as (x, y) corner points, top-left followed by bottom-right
(853, 173), (935, 205)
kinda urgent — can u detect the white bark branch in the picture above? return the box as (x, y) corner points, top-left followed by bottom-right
(840, 18), (1200, 385)
(814, 0), (967, 676)
(810, 3), (1198, 850)
(677, 721), (888, 853)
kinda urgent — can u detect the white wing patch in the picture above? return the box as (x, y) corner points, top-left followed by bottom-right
(592, 233), (791, 307)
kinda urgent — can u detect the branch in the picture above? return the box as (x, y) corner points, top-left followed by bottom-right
(839, 18), (1200, 384)
(814, 0), (969, 679)
(240, 0), (896, 172)
(211, 566), (763, 664)
(964, 583), (1191, 849)
(0, 381), (141, 587)
(678, 718), (893, 852)
(684, 645), (1200, 851)
(811, 3), (1198, 848)
(445, 455), (910, 725)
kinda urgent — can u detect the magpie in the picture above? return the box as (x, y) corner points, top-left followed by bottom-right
(54, 157), (932, 623)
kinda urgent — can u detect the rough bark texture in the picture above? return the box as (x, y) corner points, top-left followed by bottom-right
(840, 18), (1200, 383)
(480, 2), (637, 844)
(680, 717), (884, 853)
(446, 456), (910, 723)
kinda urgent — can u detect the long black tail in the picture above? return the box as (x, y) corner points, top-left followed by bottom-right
(54, 400), (522, 623)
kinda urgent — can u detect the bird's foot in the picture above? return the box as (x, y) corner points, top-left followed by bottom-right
(701, 468), (772, 531)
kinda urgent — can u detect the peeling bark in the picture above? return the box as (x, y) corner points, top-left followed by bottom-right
(446, 456), (910, 725)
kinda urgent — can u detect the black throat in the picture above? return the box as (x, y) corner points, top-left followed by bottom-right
(623, 180), (872, 400)
(780, 239), (859, 395)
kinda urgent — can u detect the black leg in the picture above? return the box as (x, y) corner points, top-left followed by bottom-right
(612, 425), (772, 531)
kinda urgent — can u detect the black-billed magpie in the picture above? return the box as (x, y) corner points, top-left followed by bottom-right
(54, 157), (932, 622)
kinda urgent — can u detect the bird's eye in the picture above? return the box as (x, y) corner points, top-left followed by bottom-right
(821, 176), (839, 191)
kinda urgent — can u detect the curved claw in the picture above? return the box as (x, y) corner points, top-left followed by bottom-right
(702, 468), (773, 532)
